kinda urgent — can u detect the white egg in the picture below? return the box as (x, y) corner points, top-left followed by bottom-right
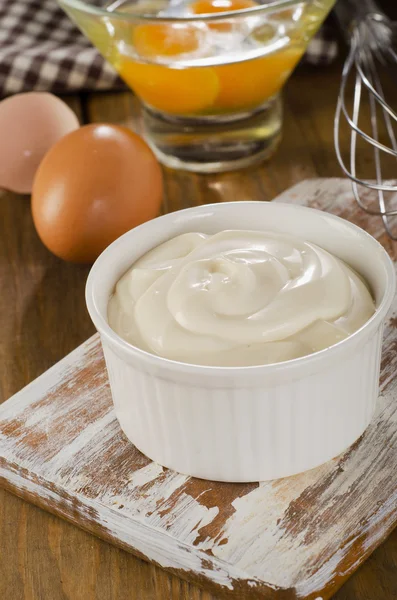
(0, 92), (79, 194)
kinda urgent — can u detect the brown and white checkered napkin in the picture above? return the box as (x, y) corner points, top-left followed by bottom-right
(0, 0), (124, 96)
(0, 0), (338, 98)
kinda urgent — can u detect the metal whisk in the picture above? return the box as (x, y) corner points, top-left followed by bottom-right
(334, 0), (397, 239)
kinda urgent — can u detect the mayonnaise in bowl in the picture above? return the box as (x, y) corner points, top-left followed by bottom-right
(108, 230), (375, 367)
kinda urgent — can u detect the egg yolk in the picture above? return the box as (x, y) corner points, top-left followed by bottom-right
(117, 22), (218, 114)
(118, 61), (219, 114)
(214, 48), (304, 111)
(191, 0), (256, 14)
(190, 0), (257, 31)
(133, 23), (201, 58)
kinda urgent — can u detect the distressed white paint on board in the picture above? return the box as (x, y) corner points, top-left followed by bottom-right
(1, 179), (396, 600)
(0, 465), (241, 591)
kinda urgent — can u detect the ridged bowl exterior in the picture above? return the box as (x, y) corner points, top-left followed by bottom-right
(101, 325), (383, 482)
(86, 202), (395, 482)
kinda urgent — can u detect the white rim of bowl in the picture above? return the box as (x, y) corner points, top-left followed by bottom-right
(86, 201), (396, 375)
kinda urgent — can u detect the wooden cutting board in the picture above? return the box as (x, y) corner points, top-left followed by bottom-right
(0, 179), (396, 600)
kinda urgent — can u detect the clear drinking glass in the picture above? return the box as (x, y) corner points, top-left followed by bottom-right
(58, 0), (335, 172)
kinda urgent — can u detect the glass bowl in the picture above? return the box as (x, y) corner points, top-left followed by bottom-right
(59, 0), (335, 172)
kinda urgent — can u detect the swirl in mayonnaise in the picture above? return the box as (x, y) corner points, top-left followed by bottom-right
(108, 231), (375, 366)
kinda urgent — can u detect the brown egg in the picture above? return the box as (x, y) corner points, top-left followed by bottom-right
(32, 124), (163, 263)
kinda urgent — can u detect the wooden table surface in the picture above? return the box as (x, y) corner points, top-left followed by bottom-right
(1, 61), (396, 600)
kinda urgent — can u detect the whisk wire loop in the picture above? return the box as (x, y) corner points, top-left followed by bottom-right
(334, 0), (397, 238)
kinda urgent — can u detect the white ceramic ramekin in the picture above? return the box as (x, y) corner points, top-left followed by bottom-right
(86, 202), (395, 482)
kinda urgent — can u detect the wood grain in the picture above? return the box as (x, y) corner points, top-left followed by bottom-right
(1, 62), (396, 600)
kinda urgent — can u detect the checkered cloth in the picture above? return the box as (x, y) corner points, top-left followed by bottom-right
(0, 0), (338, 98)
(304, 19), (339, 66)
(0, 0), (123, 96)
